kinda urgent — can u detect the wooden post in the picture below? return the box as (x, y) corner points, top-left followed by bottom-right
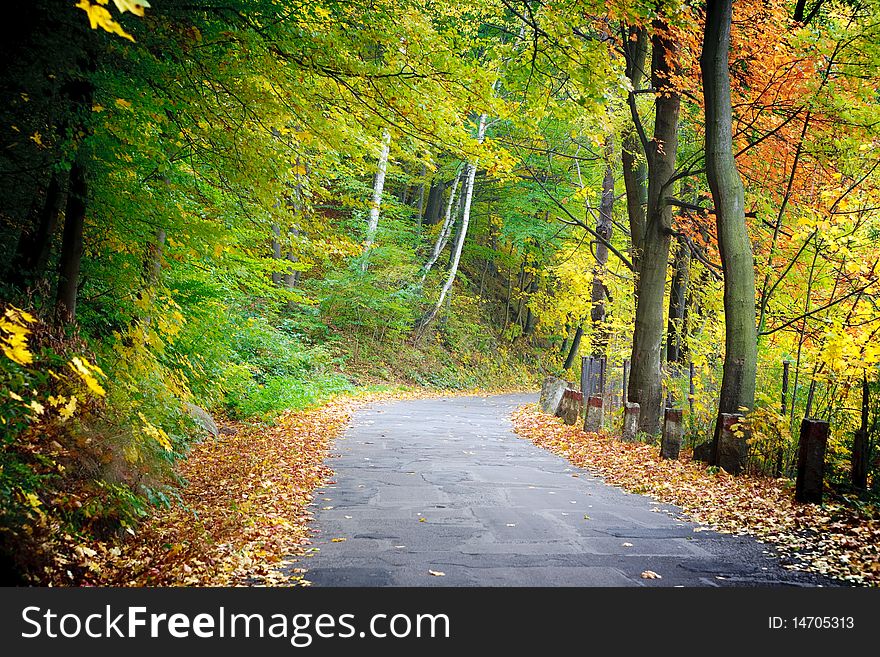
(852, 375), (869, 490)
(622, 359), (630, 404)
(660, 408), (683, 459)
(717, 412), (748, 475)
(795, 418), (829, 504)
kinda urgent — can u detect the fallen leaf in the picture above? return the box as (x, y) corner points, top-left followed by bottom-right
(641, 570), (662, 579)
(428, 570), (445, 577)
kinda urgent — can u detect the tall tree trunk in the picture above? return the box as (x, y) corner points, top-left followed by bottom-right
(702, 0), (758, 462)
(362, 129), (390, 270)
(284, 164), (305, 308)
(284, 227), (300, 307)
(559, 325), (571, 358)
(421, 168), (462, 283)
(621, 25), (648, 280)
(136, 228), (167, 331)
(591, 140), (615, 357)
(415, 164), (427, 228)
(628, 21), (681, 435)
(55, 153), (87, 324)
(271, 223), (283, 285)
(447, 201), (465, 270)
(666, 233), (690, 369)
(422, 179), (446, 226)
(12, 172), (64, 288)
(524, 277), (538, 335)
(417, 114), (487, 332)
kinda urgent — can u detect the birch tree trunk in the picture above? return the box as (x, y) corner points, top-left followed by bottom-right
(420, 167), (463, 283)
(362, 128), (391, 270)
(417, 114), (487, 331)
(702, 0), (758, 461)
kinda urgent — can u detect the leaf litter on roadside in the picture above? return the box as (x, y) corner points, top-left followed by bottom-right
(512, 404), (880, 586)
(89, 400), (351, 586)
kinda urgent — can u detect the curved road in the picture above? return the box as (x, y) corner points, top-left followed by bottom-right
(301, 393), (827, 587)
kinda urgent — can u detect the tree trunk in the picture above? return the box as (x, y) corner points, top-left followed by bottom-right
(628, 21), (681, 436)
(417, 114), (487, 332)
(271, 223), (283, 285)
(524, 277), (538, 335)
(284, 227), (300, 307)
(621, 25), (648, 280)
(12, 171), (64, 288)
(702, 0), (758, 461)
(666, 233), (690, 369)
(563, 325), (583, 371)
(421, 168), (462, 282)
(590, 140), (615, 357)
(852, 374), (869, 490)
(362, 128), (391, 269)
(284, 164), (305, 307)
(54, 153), (87, 324)
(559, 326), (571, 358)
(416, 164), (427, 228)
(422, 179), (446, 226)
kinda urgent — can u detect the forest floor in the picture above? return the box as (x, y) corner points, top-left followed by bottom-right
(512, 405), (880, 587)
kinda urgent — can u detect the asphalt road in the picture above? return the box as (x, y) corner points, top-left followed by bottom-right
(300, 393), (828, 587)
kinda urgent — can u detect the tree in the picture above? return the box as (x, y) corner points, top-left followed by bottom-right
(627, 18), (681, 435)
(362, 129), (392, 271)
(701, 0), (757, 461)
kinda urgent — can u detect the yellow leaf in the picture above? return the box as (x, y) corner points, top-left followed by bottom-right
(69, 357), (106, 396)
(428, 570), (446, 577)
(115, 98), (132, 109)
(60, 396), (78, 421)
(76, 1), (136, 41)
